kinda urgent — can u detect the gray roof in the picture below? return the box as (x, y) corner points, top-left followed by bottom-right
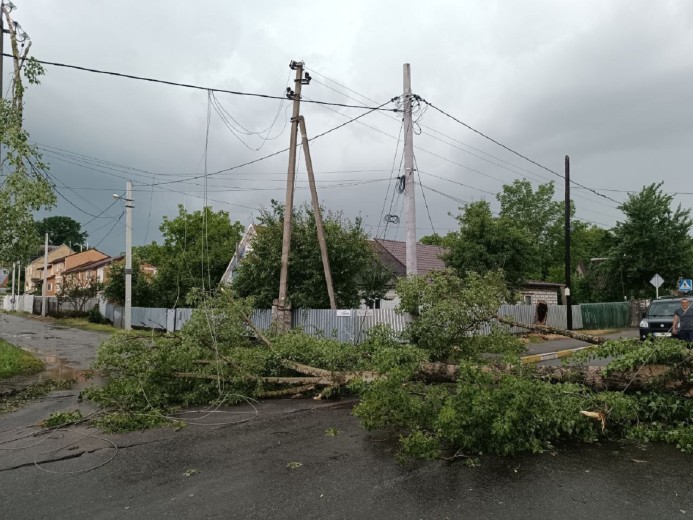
(371, 239), (446, 277)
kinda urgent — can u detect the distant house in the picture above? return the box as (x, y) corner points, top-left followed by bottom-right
(24, 244), (75, 294)
(368, 238), (447, 309)
(32, 249), (109, 296)
(219, 225), (258, 286)
(96, 255), (158, 285)
(519, 280), (566, 306)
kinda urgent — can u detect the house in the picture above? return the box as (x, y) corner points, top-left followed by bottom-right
(219, 224), (257, 286)
(33, 249), (109, 296)
(96, 255), (158, 285)
(519, 280), (566, 306)
(368, 238), (447, 309)
(61, 255), (116, 290)
(24, 244), (75, 294)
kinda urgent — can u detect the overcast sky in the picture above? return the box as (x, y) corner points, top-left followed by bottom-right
(7, 0), (693, 256)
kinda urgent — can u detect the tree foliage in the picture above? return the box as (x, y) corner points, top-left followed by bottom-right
(233, 201), (387, 309)
(56, 274), (102, 314)
(443, 201), (534, 291)
(35, 215), (88, 249)
(497, 179), (564, 281)
(102, 258), (154, 307)
(605, 183), (693, 298)
(135, 205), (244, 307)
(0, 6), (55, 268)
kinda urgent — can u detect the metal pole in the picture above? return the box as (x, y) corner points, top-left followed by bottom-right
(565, 155), (572, 330)
(41, 233), (48, 317)
(403, 63), (417, 275)
(275, 61), (304, 325)
(298, 116), (337, 310)
(125, 180), (133, 330)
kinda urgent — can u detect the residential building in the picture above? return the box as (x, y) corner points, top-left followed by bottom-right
(220, 225), (257, 286)
(368, 238), (447, 309)
(24, 244), (74, 294)
(33, 249), (109, 296)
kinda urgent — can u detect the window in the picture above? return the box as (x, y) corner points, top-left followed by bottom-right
(47, 283), (52, 291)
(524, 295), (532, 305)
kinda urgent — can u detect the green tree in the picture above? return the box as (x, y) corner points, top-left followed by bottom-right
(233, 201), (387, 308)
(35, 216), (88, 249)
(103, 258), (154, 307)
(497, 179), (564, 280)
(0, 6), (55, 268)
(607, 183), (693, 298)
(443, 201), (534, 291)
(136, 205), (244, 307)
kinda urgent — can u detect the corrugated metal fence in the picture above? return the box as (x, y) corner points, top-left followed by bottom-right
(580, 302), (631, 329)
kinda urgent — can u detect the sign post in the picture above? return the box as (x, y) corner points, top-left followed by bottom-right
(678, 278), (692, 294)
(650, 273), (664, 299)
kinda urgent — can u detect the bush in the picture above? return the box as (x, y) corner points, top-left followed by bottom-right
(88, 306), (104, 324)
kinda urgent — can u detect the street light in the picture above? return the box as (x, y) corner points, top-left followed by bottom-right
(113, 181), (133, 330)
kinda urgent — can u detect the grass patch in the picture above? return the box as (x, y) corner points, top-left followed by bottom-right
(0, 379), (75, 414)
(0, 339), (43, 379)
(52, 317), (116, 333)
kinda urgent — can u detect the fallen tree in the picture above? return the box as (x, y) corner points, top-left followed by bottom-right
(82, 273), (693, 459)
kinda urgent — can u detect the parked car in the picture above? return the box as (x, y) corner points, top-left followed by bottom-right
(639, 295), (693, 340)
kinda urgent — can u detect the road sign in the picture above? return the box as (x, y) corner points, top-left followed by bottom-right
(650, 274), (664, 289)
(679, 279), (692, 293)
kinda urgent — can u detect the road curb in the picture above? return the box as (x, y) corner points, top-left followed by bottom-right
(520, 345), (593, 364)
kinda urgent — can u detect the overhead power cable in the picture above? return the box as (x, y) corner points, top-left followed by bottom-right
(4, 54), (399, 112)
(146, 98), (398, 187)
(416, 97), (621, 205)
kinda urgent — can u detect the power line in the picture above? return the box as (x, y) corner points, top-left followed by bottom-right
(417, 97), (622, 205)
(5, 54), (400, 112)
(146, 98), (398, 187)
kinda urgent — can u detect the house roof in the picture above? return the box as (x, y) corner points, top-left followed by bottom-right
(62, 255), (116, 275)
(523, 280), (566, 289)
(371, 238), (446, 276)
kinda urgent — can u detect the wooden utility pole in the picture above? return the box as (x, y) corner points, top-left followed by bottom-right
(274, 61), (308, 329)
(298, 116), (337, 310)
(402, 64), (417, 275)
(564, 155), (572, 330)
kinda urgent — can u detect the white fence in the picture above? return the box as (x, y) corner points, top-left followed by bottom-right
(1, 294), (35, 313)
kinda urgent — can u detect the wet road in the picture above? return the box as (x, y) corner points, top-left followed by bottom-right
(1, 315), (691, 519)
(0, 313), (107, 387)
(1, 398), (691, 519)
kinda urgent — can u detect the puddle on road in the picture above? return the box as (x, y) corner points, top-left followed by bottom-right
(21, 348), (105, 388)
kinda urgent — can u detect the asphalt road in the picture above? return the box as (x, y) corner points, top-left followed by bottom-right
(1, 315), (691, 519)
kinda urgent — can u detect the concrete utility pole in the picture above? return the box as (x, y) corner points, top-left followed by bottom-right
(298, 116), (337, 310)
(41, 233), (48, 317)
(10, 260), (15, 310)
(564, 155), (572, 330)
(402, 63), (417, 276)
(125, 181), (133, 330)
(113, 181), (134, 330)
(274, 60), (308, 329)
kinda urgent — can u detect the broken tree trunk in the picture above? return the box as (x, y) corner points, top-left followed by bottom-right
(496, 315), (608, 345)
(178, 315), (690, 398)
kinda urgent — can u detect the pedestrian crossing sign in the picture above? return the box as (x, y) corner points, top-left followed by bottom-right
(679, 279), (692, 292)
